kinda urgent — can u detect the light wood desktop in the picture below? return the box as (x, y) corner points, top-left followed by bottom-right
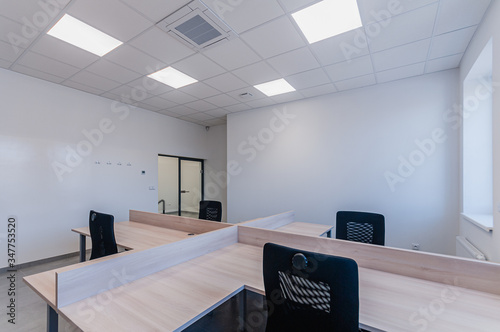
(24, 211), (500, 332)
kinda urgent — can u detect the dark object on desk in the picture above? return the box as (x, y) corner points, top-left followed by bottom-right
(89, 210), (118, 260)
(183, 288), (266, 332)
(263, 243), (359, 332)
(336, 211), (385, 246)
(198, 200), (222, 222)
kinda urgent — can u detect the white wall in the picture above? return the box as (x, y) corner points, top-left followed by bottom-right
(0, 68), (225, 268)
(227, 70), (460, 255)
(459, 0), (500, 263)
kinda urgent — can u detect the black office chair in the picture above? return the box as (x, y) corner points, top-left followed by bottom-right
(89, 210), (118, 260)
(336, 211), (385, 246)
(263, 243), (359, 332)
(198, 200), (222, 222)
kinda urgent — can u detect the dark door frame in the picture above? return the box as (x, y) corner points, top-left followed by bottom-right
(158, 154), (204, 216)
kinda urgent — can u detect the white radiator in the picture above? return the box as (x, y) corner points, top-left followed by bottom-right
(456, 236), (486, 260)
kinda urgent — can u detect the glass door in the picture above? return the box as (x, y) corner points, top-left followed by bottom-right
(158, 155), (204, 217)
(179, 159), (203, 218)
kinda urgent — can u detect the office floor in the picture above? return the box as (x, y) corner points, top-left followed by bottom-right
(0, 255), (82, 332)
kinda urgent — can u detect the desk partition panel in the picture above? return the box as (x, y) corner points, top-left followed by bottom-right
(237, 225), (500, 295)
(129, 210), (232, 234)
(56, 226), (238, 308)
(238, 211), (294, 229)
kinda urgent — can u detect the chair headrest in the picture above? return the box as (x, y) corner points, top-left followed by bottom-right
(292, 253), (308, 270)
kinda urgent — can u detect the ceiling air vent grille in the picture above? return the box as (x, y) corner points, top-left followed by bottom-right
(157, 0), (237, 51)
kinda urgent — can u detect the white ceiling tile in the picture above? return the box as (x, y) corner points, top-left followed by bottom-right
(173, 53), (226, 80)
(334, 74), (377, 91)
(376, 62), (425, 83)
(184, 100), (218, 112)
(168, 105), (198, 116)
(134, 101), (161, 112)
(119, 0), (187, 22)
(286, 68), (331, 90)
(0, 15), (27, 45)
(271, 91), (303, 104)
(232, 61), (281, 85)
(204, 0), (284, 34)
(367, 3), (438, 53)
(358, 0), (438, 25)
(300, 83), (337, 98)
(203, 38), (261, 71)
(278, 0), (321, 13)
(0, 57), (11, 68)
(434, 0), (491, 35)
(425, 54), (463, 73)
(245, 98), (275, 109)
(179, 82), (220, 99)
(324, 55), (374, 82)
(372, 39), (431, 72)
(310, 27), (369, 66)
(129, 27), (195, 64)
(157, 109), (181, 118)
(429, 26), (476, 59)
(85, 59), (141, 84)
(31, 35), (99, 68)
(100, 92), (122, 102)
(62, 80), (106, 95)
(67, 0), (151, 42)
(141, 96), (177, 109)
(105, 44), (166, 75)
(161, 90), (197, 104)
(17, 51), (80, 78)
(11, 64), (65, 83)
(224, 103), (252, 113)
(69, 70), (122, 91)
(186, 112), (215, 121)
(0, 39), (22, 62)
(267, 47), (319, 77)
(240, 16), (305, 58)
(127, 76), (173, 96)
(0, 0), (70, 25)
(226, 87), (267, 101)
(110, 84), (155, 104)
(204, 73), (248, 93)
(205, 108), (230, 117)
(205, 94), (240, 107)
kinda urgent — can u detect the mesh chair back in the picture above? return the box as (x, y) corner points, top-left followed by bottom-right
(263, 243), (359, 332)
(336, 211), (385, 246)
(89, 210), (118, 260)
(198, 200), (222, 221)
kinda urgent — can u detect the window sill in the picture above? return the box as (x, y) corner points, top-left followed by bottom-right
(461, 213), (493, 232)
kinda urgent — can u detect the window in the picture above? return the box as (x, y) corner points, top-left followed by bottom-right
(462, 39), (493, 231)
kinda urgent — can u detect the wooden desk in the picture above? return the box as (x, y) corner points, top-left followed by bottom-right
(72, 221), (197, 261)
(276, 221), (333, 237)
(24, 211), (500, 332)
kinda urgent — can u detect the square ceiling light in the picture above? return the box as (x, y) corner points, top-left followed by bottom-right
(148, 67), (198, 89)
(47, 14), (122, 56)
(254, 79), (296, 97)
(292, 0), (362, 44)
